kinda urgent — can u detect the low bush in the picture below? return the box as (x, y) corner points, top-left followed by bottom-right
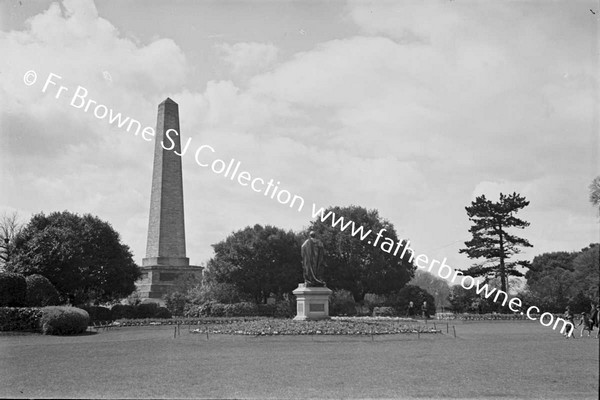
(183, 301), (293, 318)
(0, 272), (27, 307)
(81, 306), (113, 323)
(0, 307), (43, 331)
(39, 306), (89, 335)
(373, 307), (397, 317)
(330, 290), (357, 316)
(155, 306), (172, 319)
(25, 274), (60, 307)
(136, 303), (159, 318)
(111, 304), (136, 319)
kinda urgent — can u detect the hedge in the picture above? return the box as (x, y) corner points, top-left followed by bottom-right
(185, 301), (293, 318)
(373, 307), (397, 317)
(110, 303), (171, 319)
(39, 306), (89, 335)
(25, 274), (60, 307)
(0, 272), (27, 307)
(111, 304), (136, 319)
(0, 307), (43, 331)
(81, 306), (113, 322)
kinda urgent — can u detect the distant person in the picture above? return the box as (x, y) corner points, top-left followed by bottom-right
(421, 301), (429, 319)
(406, 301), (416, 317)
(577, 312), (593, 337)
(590, 303), (599, 339)
(563, 306), (575, 339)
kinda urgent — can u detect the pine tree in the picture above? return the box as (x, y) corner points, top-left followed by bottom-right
(459, 192), (532, 294)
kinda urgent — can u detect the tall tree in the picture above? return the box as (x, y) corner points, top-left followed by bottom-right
(306, 205), (415, 303)
(589, 175), (600, 215)
(459, 193), (532, 294)
(6, 211), (140, 305)
(207, 224), (302, 303)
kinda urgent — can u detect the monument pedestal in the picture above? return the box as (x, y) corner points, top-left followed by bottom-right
(293, 284), (332, 321)
(136, 257), (202, 304)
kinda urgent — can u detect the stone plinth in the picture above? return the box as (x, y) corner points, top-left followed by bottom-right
(137, 263), (202, 304)
(293, 284), (332, 321)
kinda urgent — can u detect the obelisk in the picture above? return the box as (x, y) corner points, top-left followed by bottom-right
(137, 98), (201, 302)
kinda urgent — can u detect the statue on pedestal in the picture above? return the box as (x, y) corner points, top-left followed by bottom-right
(301, 231), (325, 287)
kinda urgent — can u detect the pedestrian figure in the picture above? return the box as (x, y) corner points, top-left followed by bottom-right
(577, 312), (593, 337)
(589, 303), (599, 339)
(406, 301), (416, 318)
(421, 301), (429, 319)
(563, 306), (575, 338)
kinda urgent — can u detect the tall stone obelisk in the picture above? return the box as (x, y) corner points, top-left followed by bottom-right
(138, 98), (201, 302)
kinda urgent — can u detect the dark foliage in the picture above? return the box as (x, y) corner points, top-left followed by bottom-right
(25, 274), (60, 307)
(6, 211), (141, 305)
(0, 272), (27, 307)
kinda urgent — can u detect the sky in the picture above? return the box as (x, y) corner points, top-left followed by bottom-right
(0, 0), (598, 282)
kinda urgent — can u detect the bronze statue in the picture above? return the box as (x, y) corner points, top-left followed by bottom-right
(301, 231), (325, 287)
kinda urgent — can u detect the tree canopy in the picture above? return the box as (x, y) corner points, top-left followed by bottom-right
(459, 192), (532, 294)
(523, 244), (599, 312)
(206, 224), (302, 303)
(409, 270), (451, 310)
(306, 205), (415, 302)
(6, 211), (140, 305)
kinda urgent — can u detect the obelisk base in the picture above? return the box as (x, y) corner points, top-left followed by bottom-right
(137, 257), (203, 304)
(292, 284), (332, 321)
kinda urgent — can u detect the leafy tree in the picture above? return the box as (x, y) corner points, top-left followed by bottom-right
(572, 243), (599, 302)
(306, 205), (415, 303)
(523, 244), (599, 312)
(6, 211), (140, 305)
(459, 193), (532, 294)
(206, 224), (302, 304)
(589, 175), (600, 214)
(409, 270), (451, 310)
(390, 285), (436, 316)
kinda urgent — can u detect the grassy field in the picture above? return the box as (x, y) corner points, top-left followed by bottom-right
(1, 321), (598, 399)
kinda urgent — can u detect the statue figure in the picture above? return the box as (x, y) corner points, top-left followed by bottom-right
(301, 231), (325, 287)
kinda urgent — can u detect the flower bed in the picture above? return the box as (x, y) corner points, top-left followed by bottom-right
(188, 318), (441, 336)
(435, 313), (563, 321)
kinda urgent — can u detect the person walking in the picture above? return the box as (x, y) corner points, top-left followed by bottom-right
(590, 303), (599, 339)
(564, 306), (575, 339)
(421, 301), (429, 319)
(406, 301), (416, 318)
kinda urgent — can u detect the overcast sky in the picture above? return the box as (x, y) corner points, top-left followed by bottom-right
(1, 0), (598, 280)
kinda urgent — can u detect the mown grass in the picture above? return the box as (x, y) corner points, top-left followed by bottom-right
(0, 321), (598, 399)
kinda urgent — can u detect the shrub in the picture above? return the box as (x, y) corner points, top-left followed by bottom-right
(330, 290), (357, 316)
(164, 292), (187, 316)
(39, 306), (89, 335)
(155, 307), (172, 319)
(25, 274), (60, 307)
(111, 304), (136, 319)
(81, 305), (113, 323)
(0, 272), (27, 307)
(0, 307), (43, 331)
(136, 302), (159, 318)
(373, 307), (397, 317)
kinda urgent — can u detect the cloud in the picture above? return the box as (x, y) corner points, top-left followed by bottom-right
(215, 41), (278, 77)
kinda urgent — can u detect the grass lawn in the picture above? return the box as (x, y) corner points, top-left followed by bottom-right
(1, 320), (598, 399)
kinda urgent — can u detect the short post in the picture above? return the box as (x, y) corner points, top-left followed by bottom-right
(433, 322), (436, 331)
(417, 329), (420, 339)
(173, 326), (177, 339)
(206, 330), (209, 340)
(446, 322), (449, 333)
(453, 326), (456, 338)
